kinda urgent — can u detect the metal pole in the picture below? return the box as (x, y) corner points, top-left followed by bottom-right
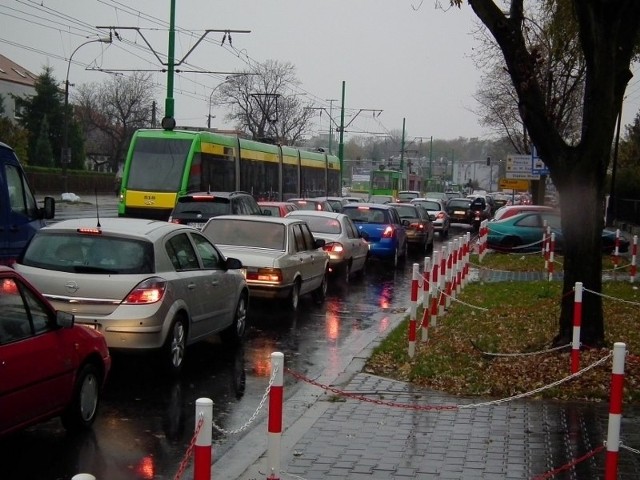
(62, 35), (112, 193)
(162, 0), (177, 129)
(326, 99), (338, 155)
(338, 81), (346, 180)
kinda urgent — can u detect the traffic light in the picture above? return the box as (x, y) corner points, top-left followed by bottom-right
(486, 156), (491, 166)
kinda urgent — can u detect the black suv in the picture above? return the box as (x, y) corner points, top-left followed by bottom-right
(168, 191), (262, 228)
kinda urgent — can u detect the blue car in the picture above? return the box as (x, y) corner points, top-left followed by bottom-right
(342, 203), (408, 267)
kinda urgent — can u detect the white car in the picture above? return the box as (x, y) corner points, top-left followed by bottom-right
(15, 218), (249, 373)
(202, 215), (329, 311)
(286, 210), (369, 282)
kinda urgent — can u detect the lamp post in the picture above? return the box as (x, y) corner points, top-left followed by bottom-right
(207, 78), (232, 129)
(62, 35), (112, 193)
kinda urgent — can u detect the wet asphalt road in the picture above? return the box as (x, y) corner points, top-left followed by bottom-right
(3, 197), (451, 479)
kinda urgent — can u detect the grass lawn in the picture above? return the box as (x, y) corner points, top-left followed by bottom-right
(364, 251), (640, 403)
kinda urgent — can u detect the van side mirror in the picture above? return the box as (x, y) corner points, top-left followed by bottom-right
(42, 196), (55, 219)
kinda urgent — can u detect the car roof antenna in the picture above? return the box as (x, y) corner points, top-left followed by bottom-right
(94, 187), (101, 228)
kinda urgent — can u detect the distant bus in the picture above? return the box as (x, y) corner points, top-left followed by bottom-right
(370, 169), (401, 200)
(118, 129), (341, 220)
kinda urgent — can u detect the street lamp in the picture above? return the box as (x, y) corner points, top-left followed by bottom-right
(207, 77), (232, 129)
(62, 35), (112, 193)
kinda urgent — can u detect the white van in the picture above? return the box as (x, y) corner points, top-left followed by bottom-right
(0, 142), (55, 266)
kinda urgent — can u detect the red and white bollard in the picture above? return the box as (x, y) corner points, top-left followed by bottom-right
(463, 232), (471, 287)
(445, 241), (454, 307)
(431, 250), (440, 328)
(630, 235), (637, 283)
(408, 264), (419, 357)
(267, 352), (284, 480)
(194, 398), (213, 480)
(605, 342), (627, 480)
(613, 229), (621, 267)
(571, 282), (582, 374)
(422, 256), (431, 310)
(548, 233), (555, 281)
(439, 245), (447, 316)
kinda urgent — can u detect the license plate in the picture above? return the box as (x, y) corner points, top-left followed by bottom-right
(454, 210), (465, 215)
(188, 222), (206, 229)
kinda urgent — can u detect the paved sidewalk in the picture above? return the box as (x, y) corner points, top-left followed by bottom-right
(213, 269), (640, 480)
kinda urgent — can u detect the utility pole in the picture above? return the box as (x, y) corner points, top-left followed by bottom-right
(400, 118), (406, 190)
(338, 81), (346, 178)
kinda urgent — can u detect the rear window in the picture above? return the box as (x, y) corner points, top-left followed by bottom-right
(343, 207), (389, 224)
(173, 197), (231, 217)
(204, 219), (285, 250)
(260, 205), (281, 216)
(393, 205), (419, 218)
(414, 200), (441, 211)
(294, 215), (342, 235)
(448, 199), (471, 209)
(21, 233), (154, 274)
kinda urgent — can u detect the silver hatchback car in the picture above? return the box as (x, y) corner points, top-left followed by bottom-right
(286, 210), (369, 283)
(14, 218), (249, 373)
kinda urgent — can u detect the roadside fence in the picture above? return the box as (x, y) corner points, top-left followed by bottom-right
(170, 343), (631, 480)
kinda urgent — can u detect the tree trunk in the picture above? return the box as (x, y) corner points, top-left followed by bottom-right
(553, 151), (605, 347)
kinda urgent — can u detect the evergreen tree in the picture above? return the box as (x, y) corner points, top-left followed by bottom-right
(14, 66), (84, 169)
(33, 116), (54, 167)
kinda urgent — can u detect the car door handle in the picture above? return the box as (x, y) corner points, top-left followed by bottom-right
(187, 282), (196, 290)
(210, 280), (219, 286)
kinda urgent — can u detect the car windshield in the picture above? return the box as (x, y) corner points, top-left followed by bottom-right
(205, 219), (285, 250)
(294, 215), (342, 234)
(21, 233), (154, 274)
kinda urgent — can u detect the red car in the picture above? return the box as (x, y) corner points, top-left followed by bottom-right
(492, 204), (557, 222)
(0, 266), (111, 437)
(258, 201), (299, 217)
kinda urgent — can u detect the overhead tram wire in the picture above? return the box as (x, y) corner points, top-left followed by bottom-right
(17, 0), (360, 132)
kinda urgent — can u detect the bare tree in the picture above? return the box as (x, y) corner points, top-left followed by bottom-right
(452, 0), (640, 346)
(216, 60), (314, 145)
(473, 1), (584, 153)
(75, 72), (157, 171)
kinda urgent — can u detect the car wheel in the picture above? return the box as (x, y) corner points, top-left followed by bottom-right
(357, 257), (368, 280)
(312, 270), (328, 303)
(342, 261), (351, 284)
(61, 363), (101, 431)
(288, 279), (301, 311)
(164, 315), (187, 374)
(501, 236), (521, 251)
(220, 293), (248, 346)
(389, 247), (399, 268)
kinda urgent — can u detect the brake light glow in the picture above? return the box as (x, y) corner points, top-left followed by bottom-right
(323, 242), (344, 253)
(382, 226), (395, 238)
(245, 268), (283, 284)
(77, 227), (102, 235)
(410, 222), (425, 231)
(124, 278), (167, 304)
(191, 195), (215, 201)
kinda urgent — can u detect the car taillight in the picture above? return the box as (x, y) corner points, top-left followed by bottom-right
(410, 222), (424, 231)
(124, 278), (167, 304)
(436, 212), (445, 220)
(382, 226), (395, 238)
(245, 268), (283, 284)
(323, 242), (344, 253)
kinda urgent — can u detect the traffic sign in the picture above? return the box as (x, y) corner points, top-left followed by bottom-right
(505, 155), (540, 180)
(499, 178), (530, 190)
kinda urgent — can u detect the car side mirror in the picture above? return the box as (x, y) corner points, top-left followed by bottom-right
(401, 219), (410, 226)
(225, 257), (243, 270)
(43, 196), (56, 219)
(359, 230), (369, 240)
(314, 238), (326, 249)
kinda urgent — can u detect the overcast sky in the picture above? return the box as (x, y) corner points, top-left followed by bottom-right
(2, 0), (639, 143)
